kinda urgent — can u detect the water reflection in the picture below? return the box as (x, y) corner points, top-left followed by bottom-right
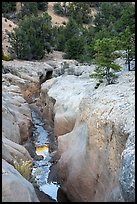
(31, 110), (70, 202)
(31, 111), (60, 201)
(36, 145), (49, 158)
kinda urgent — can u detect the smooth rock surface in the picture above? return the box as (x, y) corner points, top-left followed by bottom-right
(2, 159), (39, 202)
(40, 71), (135, 202)
(2, 76), (32, 144)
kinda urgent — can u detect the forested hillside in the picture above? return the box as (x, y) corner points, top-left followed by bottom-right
(2, 2), (135, 63)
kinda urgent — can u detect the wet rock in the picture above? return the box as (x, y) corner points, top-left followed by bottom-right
(23, 141), (37, 158)
(57, 188), (70, 202)
(34, 155), (44, 161)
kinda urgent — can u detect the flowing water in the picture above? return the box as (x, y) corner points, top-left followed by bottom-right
(29, 109), (70, 202)
(31, 110), (59, 201)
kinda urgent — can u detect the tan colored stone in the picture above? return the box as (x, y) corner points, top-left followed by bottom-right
(2, 159), (39, 202)
(40, 71), (134, 202)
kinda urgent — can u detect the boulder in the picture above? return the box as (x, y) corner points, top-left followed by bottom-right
(2, 159), (39, 202)
(2, 73), (33, 165)
(2, 60), (53, 83)
(2, 136), (32, 165)
(2, 79), (32, 143)
(45, 59), (96, 77)
(2, 61), (53, 102)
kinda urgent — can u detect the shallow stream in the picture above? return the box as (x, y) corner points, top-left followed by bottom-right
(31, 110), (59, 201)
(27, 108), (70, 202)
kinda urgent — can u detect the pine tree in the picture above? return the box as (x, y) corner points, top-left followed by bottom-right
(119, 27), (135, 71)
(8, 13), (53, 60)
(90, 38), (121, 88)
(64, 18), (80, 42)
(67, 2), (92, 24)
(64, 35), (85, 60)
(37, 2), (48, 11)
(17, 2), (38, 20)
(2, 2), (16, 13)
(53, 2), (65, 16)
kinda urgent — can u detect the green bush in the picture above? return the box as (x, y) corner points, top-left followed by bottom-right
(53, 3), (65, 16)
(67, 2), (92, 25)
(52, 26), (66, 51)
(64, 35), (86, 60)
(37, 2), (48, 11)
(2, 2), (16, 14)
(8, 13), (53, 60)
(17, 2), (38, 20)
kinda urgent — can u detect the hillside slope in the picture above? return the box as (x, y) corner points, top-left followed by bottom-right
(47, 2), (68, 26)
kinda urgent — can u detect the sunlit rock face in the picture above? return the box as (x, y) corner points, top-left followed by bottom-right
(2, 60), (54, 202)
(2, 60), (53, 82)
(2, 73), (33, 168)
(2, 74), (32, 144)
(40, 75), (96, 133)
(2, 60), (53, 102)
(41, 71), (135, 202)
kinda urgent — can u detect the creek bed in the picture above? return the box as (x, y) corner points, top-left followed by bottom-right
(27, 108), (70, 202)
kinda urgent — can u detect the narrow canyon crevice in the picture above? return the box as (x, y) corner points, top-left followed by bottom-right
(16, 73), (70, 202)
(2, 60), (135, 202)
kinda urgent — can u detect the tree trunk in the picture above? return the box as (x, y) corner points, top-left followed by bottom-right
(16, 2), (22, 13)
(106, 68), (111, 84)
(127, 50), (130, 71)
(63, 2), (67, 15)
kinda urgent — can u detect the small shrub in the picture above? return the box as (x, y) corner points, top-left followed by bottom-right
(2, 52), (12, 61)
(13, 159), (33, 181)
(95, 83), (100, 89)
(53, 3), (65, 16)
(2, 2), (16, 14)
(37, 2), (48, 11)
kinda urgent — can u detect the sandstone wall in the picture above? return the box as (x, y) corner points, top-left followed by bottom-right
(40, 71), (135, 202)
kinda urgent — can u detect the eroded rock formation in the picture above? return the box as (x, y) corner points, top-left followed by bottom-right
(2, 59), (135, 202)
(40, 70), (135, 202)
